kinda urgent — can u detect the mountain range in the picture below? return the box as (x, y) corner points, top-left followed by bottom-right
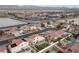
(0, 5), (78, 11)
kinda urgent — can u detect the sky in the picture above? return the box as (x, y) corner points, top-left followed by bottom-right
(0, 0), (79, 5)
(0, 0), (79, 8)
(38, 5), (79, 8)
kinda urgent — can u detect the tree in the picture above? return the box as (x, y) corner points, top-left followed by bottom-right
(56, 25), (64, 29)
(72, 20), (74, 22)
(25, 18), (28, 20)
(27, 22), (30, 24)
(71, 20), (74, 25)
(0, 30), (4, 36)
(47, 21), (50, 25)
(60, 15), (65, 18)
(41, 23), (45, 27)
(45, 37), (49, 42)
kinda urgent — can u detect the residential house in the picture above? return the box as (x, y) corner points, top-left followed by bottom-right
(29, 34), (46, 45)
(48, 22), (60, 28)
(0, 30), (14, 40)
(43, 23), (48, 27)
(30, 25), (37, 31)
(0, 45), (7, 53)
(52, 22), (60, 26)
(20, 25), (37, 31)
(8, 39), (36, 53)
(41, 30), (64, 42)
(9, 27), (18, 33)
(20, 25), (30, 31)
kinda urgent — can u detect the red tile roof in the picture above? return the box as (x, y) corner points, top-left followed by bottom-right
(9, 27), (17, 33)
(0, 45), (7, 52)
(29, 34), (42, 40)
(52, 22), (60, 26)
(12, 39), (24, 45)
(42, 30), (64, 40)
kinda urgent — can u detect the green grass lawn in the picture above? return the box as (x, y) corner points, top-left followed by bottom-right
(45, 37), (49, 42)
(36, 43), (49, 50)
(56, 25), (64, 29)
(52, 37), (63, 43)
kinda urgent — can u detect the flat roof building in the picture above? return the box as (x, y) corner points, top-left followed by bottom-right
(0, 18), (26, 29)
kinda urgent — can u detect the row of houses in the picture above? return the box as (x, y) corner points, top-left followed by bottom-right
(0, 23), (43, 40)
(1, 28), (79, 53)
(0, 29), (67, 53)
(0, 20), (62, 40)
(0, 38), (37, 53)
(0, 20), (72, 53)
